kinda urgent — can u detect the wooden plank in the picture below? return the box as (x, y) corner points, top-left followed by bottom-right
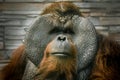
(95, 26), (109, 36)
(0, 3), (44, 11)
(0, 19), (6, 22)
(109, 26), (120, 33)
(0, 19), (34, 26)
(100, 17), (120, 20)
(0, 15), (37, 19)
(0, 26), (4, 37)
(98, 30), (109, 36)
(4, 0), (120, 2)
(0, 32), (4, 36)
(0, 37), (3, 41)
(80, 8), (120, 13)
(0, 27), (4, 32)
(5, 40), (23, 45)
(5, 0), (45, 2)
(4, 49), (17, 58)
(0, 42), (4, 49)
(95, 26), (108, 31)
(0, 63), (8, 69)
(2, 11), (40, 15)
(84, 0), (120, 2)
(0, 61), (9, 70)
(0, 50), (7, 60)
(75, 2), (120, 9)
(99, 17), (120, 25)
(89, 17), (120, 26)
(5, 45), (21, 49)
(5, 40), (23, 49)
(5, 44), (22, 47)
(0, 3), (120, 11)
(90, 12), (120, 17)
(5, 35), (25, 40)
(5, 26), (26, 30)
(5, 29), (25, 35)
(4, 0), (82, 2)
(0, 0), (3, 2)
(0, 59), (10, 62)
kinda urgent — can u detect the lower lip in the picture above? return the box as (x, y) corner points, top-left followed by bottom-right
(53, 54), (67, 56)
(51, 52), (69, 57)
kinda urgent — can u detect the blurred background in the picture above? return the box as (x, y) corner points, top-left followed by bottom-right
(0, 0), (120, 68)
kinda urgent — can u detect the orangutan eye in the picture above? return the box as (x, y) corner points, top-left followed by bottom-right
(64, 28), (75, 34)
(49, 27), (62, 34)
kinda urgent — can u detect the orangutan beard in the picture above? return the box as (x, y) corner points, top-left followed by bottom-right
(34, 51), (77, 80)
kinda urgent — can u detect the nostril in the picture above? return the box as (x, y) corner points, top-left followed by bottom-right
(57, 36), (66, 41)
(63, 37), (66, 41)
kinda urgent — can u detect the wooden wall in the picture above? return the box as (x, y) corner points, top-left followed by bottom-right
(0, 0), (120, 61)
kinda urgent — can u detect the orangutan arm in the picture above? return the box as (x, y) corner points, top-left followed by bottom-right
(0, 45), (26, 80)
(89, 37), (120, 80)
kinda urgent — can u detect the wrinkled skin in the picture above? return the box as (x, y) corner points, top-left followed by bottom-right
(1, 2), (98, 80)
(1, 2), (120, 80)
(23, 15), (97, 80)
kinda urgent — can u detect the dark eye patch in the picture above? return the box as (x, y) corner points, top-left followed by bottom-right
(49, 27), (62, 34)
(64, 28), (75, 34)
(49, 27), (75, 35)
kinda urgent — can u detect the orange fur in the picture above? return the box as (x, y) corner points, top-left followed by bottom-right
(41, 1), (81, 16)
(1, 2), (120, 80)
(89, 37), (120, 80)
(0, 45), (26, 80)
(1, 37), (120, 80)
(34, 41), (77, 80)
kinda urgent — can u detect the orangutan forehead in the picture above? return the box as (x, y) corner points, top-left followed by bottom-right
(41, 2), (81, 16)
